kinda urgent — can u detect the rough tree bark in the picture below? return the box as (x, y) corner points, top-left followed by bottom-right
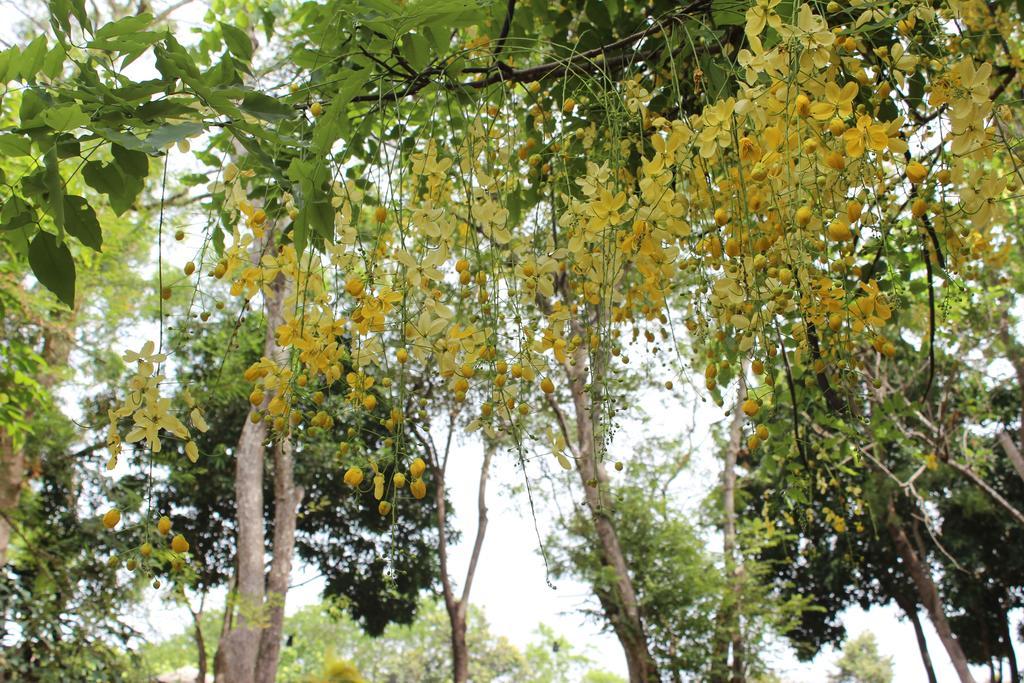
(886, 497), (976, 683)
(215, 264), (291, 683)
(254, 437), (303, 683)
(997, 324), (1024, 484)
(425, 424), (495, 683)
(0, 310), (74, 567)
(188, 595), (208, 683)
(895, 593), (938, 683)
(561, 336), (659, 683)
(711, 380), (746, 683)
(724, 379), (746, 683)
(0, 432), (25, 568)
(996, 431), (1024, 484)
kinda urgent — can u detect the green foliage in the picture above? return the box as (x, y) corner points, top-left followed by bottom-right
(126, 311), (443, 635)
(137, 598), (618, 683)
(828, 632), (894, 683)
(0, 398), (146, 681)
(548, 443), (722, 676)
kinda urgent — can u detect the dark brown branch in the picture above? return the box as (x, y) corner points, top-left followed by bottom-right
(350, 6), (707, 104)
(946, 459), (1024, 527)
(805, 320), (846, 413)
(491, 0), (517, 60)
(922, 234), (936, 400)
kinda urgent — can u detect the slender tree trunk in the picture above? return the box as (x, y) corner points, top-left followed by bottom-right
(886, 497), (976, 683)
(450, 602), (470, 683)
(189, 597), (208, 683)
(1003, 611), (1020, 683)
(713, 380), (745, 683)
(562, 338), (658, 683)
(429, 433), (494, 683)
(897, 593), (939, 683)
(254, 437), (303, 683)
(216, 267), (290, 683)
(997, 326), (1024, 485)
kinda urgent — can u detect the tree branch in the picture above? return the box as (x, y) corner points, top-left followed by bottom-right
(996, 431), (1024, 484)
(460, 441), (495, 606)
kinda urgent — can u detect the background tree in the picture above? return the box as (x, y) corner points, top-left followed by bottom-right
(828, 632), (894, 683)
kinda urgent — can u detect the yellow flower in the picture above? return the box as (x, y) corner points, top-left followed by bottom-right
(410, 457), (426, 479)
(589, 188), (627, 230)
(843, 115), (888, 158)
(745, 0), (781, 37)
(810, 82), (859, 121)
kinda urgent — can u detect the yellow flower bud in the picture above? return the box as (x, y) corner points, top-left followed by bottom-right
(906, 161), (927, 184)
(410, 457), (426, 479)
(103, 508), (121, 530)
(741, 399), (760, 417)
(344, 467), (364, 487)
(171, 534), (190, 553)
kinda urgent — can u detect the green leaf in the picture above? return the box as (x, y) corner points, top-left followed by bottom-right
(82, 160), (141, 216)
(43, 149), (65, 240)
(112, 144), (149, 178)
(0, 196), (35, 232)
(312, 69), (372, 155)
(19, 90), (48, 128)
(711, 0), (748, 26)
(260, 8), (275, 40)
(144, 121), (205, 149)
(402, 32), (430, 71)
(15, 37), (48, 80)
(42, 103), (90, 131)
(0, 134), (32, 157)
(240, 92), (293, 121)
(0, 48), (13, 83)
(92, 13), (154, 41)
(153, 35), (200, 80)
(49, 0), (73, 37)
(28, 230), (75, 307)
(42, 45), (66, 79)
(136, 99), (197, 121)
(220, 22), (253, 62)
(63, 195), (102, 251)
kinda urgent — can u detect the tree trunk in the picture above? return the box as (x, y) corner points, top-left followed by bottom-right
(215, 267), (289, 683)
(897, 593), (938, 683)
(254, 437), (303, 683)
(1003, 610), (1020, 683)
(0, 313), (74, 567)
(0, 431), (25, 568)
(563, 339), (658, 683)
(189, 598), (208, 683)
(886, 497), (976, 683)
(713, 381), (746, 683)
(429, 431), (495, 683)
(450, 602), (470, 683)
